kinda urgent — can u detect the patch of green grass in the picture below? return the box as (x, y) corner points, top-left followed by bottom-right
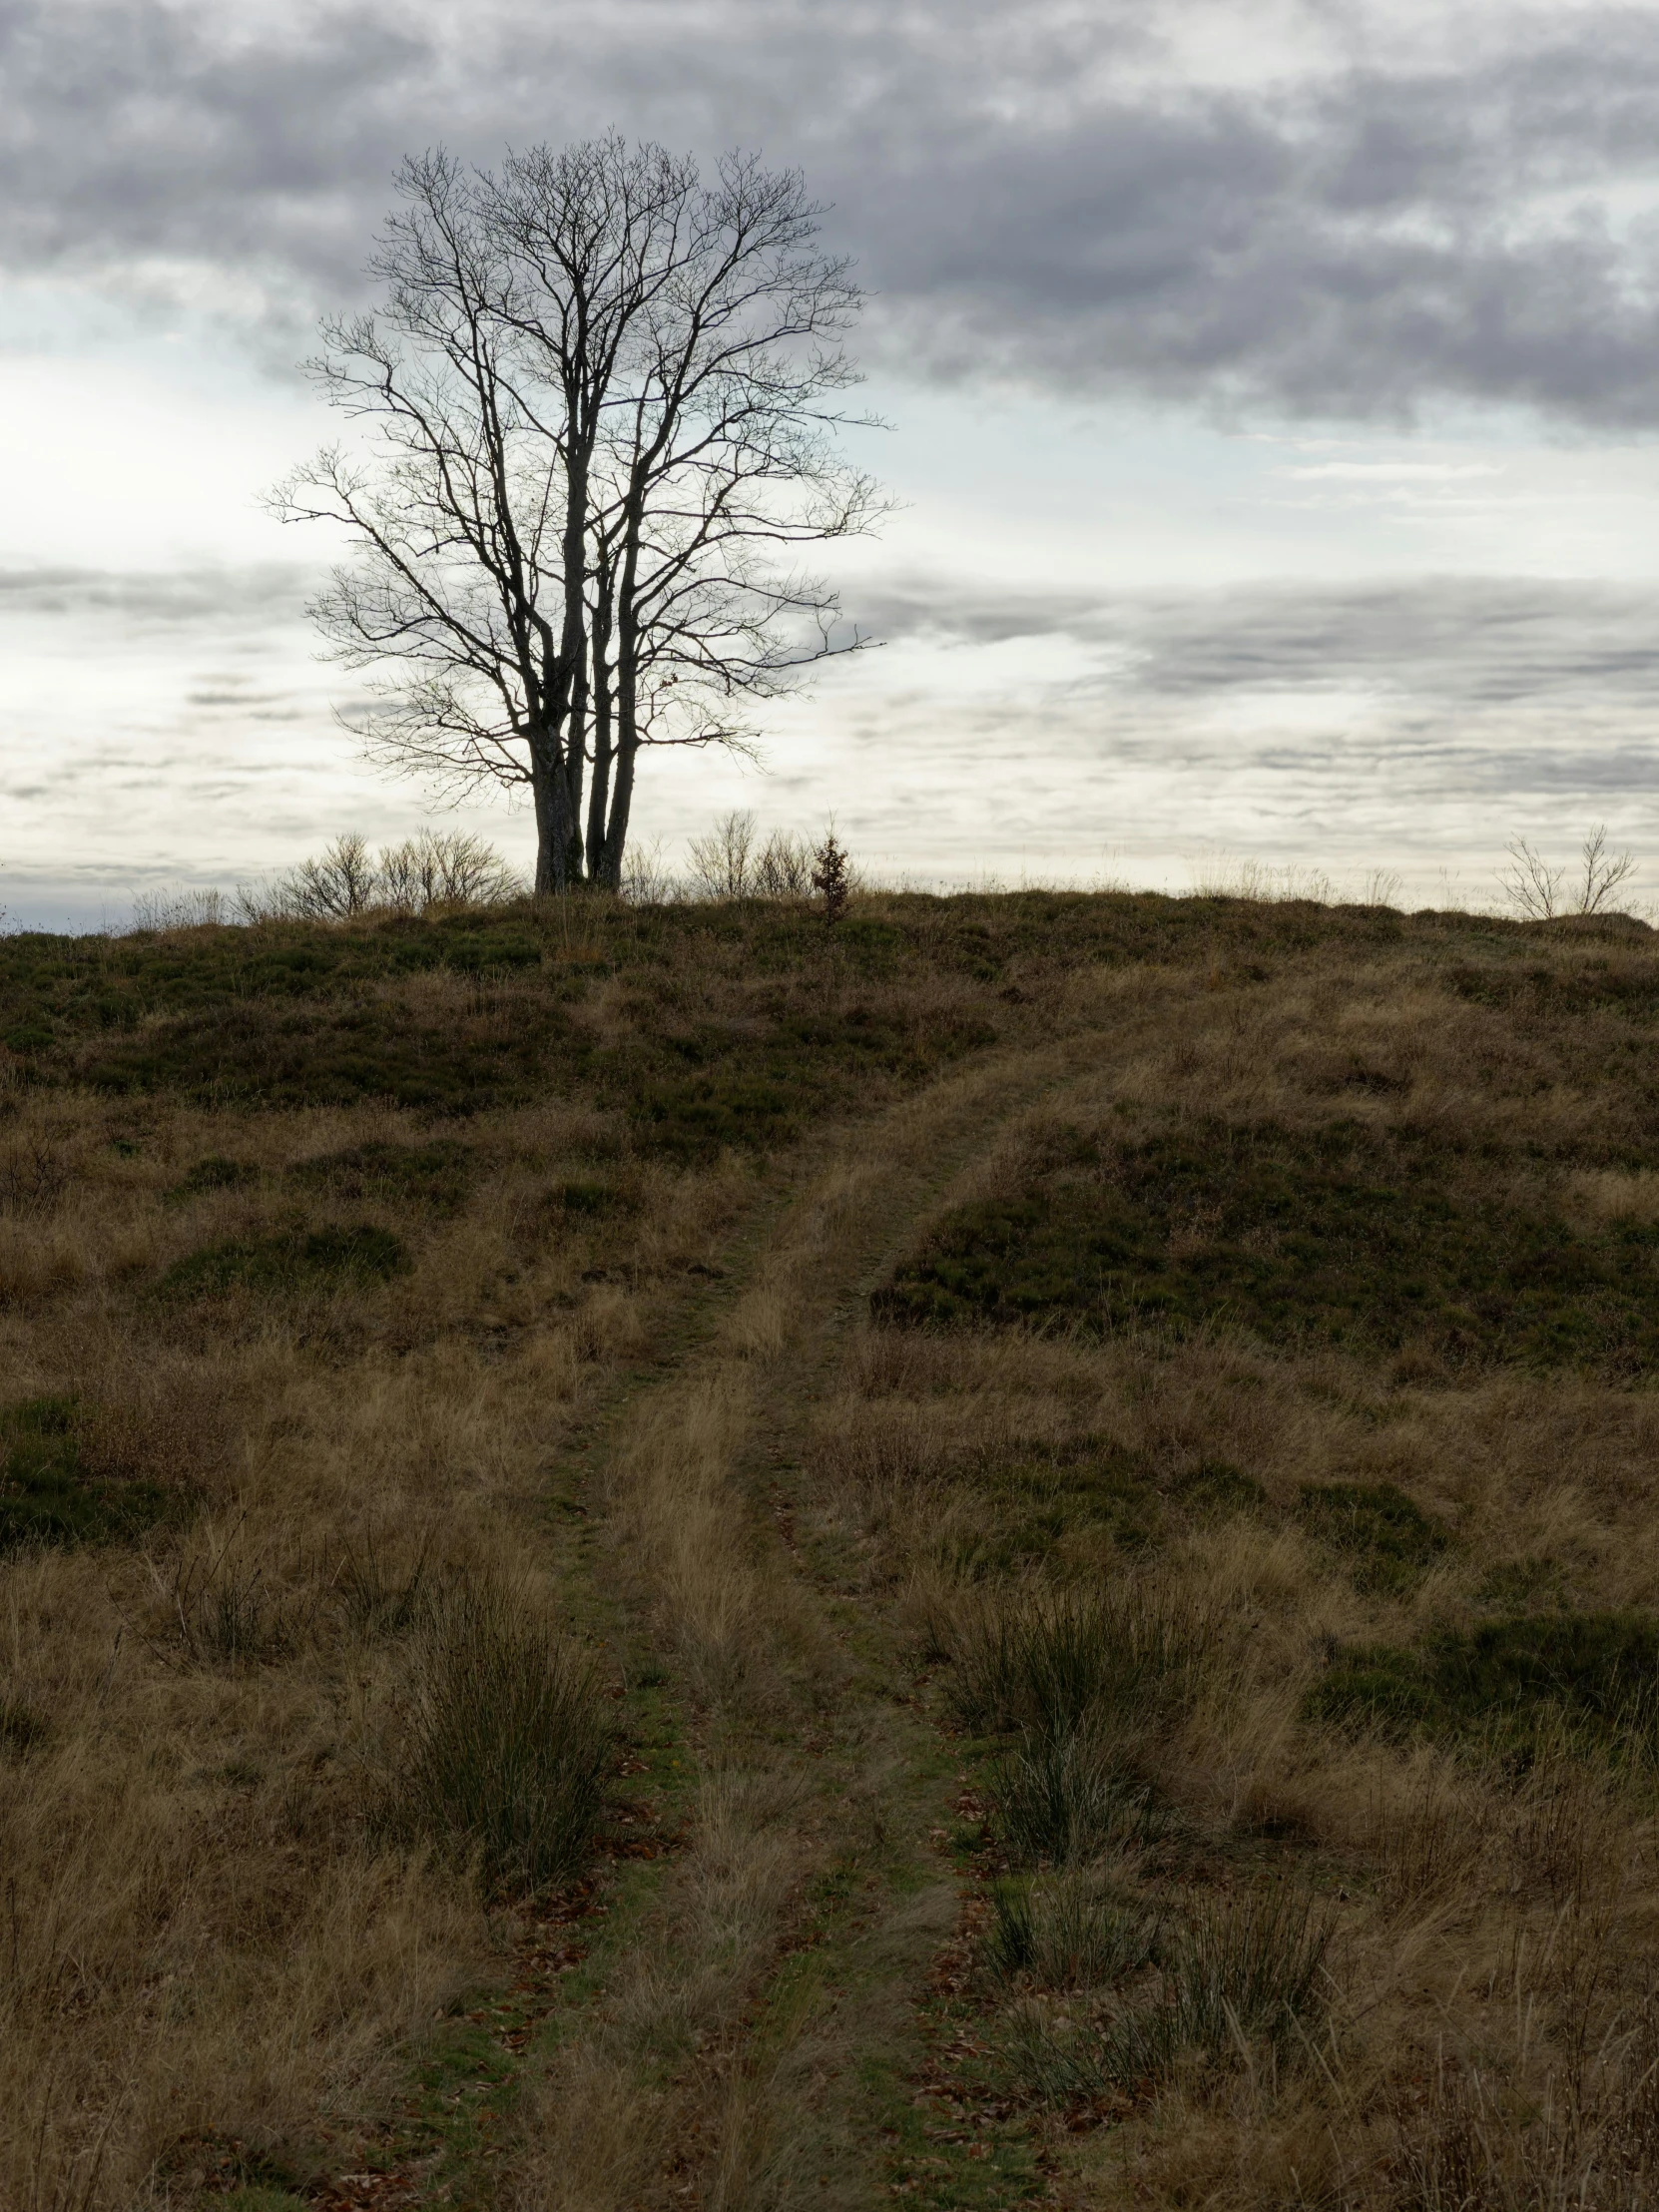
(946, 1440), (1166, 1573)
(1475, 1556), (1569, 1610)
(167, 1153), (260, 1201)
(156, 1225), (409, 1300)
(551, 1177), (636, 1216)
(1169, 1460), (1268, 1517)
(1309, 1610), (1659, 1755)
(875, 1116), (1659, 1371)
(603, 1002), (998, 1161)
(1296, 1480), (1450, 1592)
(81, 996), (576, 1111)
(0, 1395), (181, 1550)
(287, 1138), (475, 1212)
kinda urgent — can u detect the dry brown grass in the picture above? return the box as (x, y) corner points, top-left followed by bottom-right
(0, 1069), (757, 2205)
(787, 930), (1659, 2207)
(9, 891), (1659, 2207)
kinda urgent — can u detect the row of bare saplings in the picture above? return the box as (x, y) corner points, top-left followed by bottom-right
(129, 813), (852, 928)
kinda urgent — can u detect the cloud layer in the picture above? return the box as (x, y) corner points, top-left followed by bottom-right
(7, 1), (1659, 424)
(5, 560), (1656, 917)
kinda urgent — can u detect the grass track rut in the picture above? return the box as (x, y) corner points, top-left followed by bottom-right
(505, 1030), (1121, 2211)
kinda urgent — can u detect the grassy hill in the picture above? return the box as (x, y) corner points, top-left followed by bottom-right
(6, 887), (1659, 2209)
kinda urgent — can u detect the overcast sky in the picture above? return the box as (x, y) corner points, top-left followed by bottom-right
(6, 0), (1659, 920)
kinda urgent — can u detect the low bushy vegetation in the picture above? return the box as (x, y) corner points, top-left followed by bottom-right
(0, 1394), (182, 1549)
(877, 1112), (1659, 1372)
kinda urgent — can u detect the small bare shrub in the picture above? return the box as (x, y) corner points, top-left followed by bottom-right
(687, 811), (759, 899)
(752, 828), (813, 897)
(375, 829), (523, 912)
(685, 814), (817, 902)
(129, 887), (231, 930)
(277, 830), (380, 919)
(1499, 825), (1638, 920)
(620, 835), (680, 905)
(238, 829), (521, 922)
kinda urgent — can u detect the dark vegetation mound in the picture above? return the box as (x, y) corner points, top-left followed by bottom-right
(876, 1115), (1659, 1371)
(0, 1396), (183, 1550)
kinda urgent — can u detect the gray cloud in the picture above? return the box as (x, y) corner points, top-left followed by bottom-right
(838, 570), (1659, 849)
(0, 564), (313, 624)
(5, 3), (1659, 422)
(862, 572), (1659, 706)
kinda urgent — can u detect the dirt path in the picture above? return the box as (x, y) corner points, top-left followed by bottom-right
(501, 1031), (1114, 2211)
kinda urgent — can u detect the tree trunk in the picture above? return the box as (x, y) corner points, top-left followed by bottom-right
(597, 600), (639, 888)
(597, 728), (637, 888)
(585, 584), (615, 879)
(530, 727), (568, 895)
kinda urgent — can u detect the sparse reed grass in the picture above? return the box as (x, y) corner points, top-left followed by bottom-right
(985, 1870), (1162, 1988)
(389, 1574), (610, 1895)
(1006, 1884), (1336, 2103)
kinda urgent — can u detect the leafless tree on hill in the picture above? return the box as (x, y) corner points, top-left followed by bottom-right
(270, 137), (884, 894)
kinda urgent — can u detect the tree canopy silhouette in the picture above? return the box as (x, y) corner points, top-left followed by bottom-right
(272, 136), (883, 891)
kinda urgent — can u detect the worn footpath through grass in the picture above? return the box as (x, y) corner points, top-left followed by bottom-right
(483, 1030), (1116, 2211)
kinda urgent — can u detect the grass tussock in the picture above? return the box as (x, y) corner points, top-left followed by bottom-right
(1007, 1882), (1336, 2104)
(388, 1575), (611, 1895)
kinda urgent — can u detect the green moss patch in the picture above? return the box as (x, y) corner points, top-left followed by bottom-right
(1296, 1480), (1449, 1592)
(0, 1396), (180, 1551)
(874, 1117), (1659, 1370)
(156, 1225), (410, 1301)
(168, 1153), (261, 1201)
(287, 1139), (475, 1212)
(602, 1003), (998, 1161)
(1309, 1611), (1659, 1755)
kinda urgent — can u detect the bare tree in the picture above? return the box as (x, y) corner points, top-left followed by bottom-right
(686, 809), (759, 897)
(376, 829), (524, 911)
(1500, 827), (1638, 920)
(270, 137), (882, 894)
(1572, 825), (1639, 914)
(280, 832), (381, 919)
